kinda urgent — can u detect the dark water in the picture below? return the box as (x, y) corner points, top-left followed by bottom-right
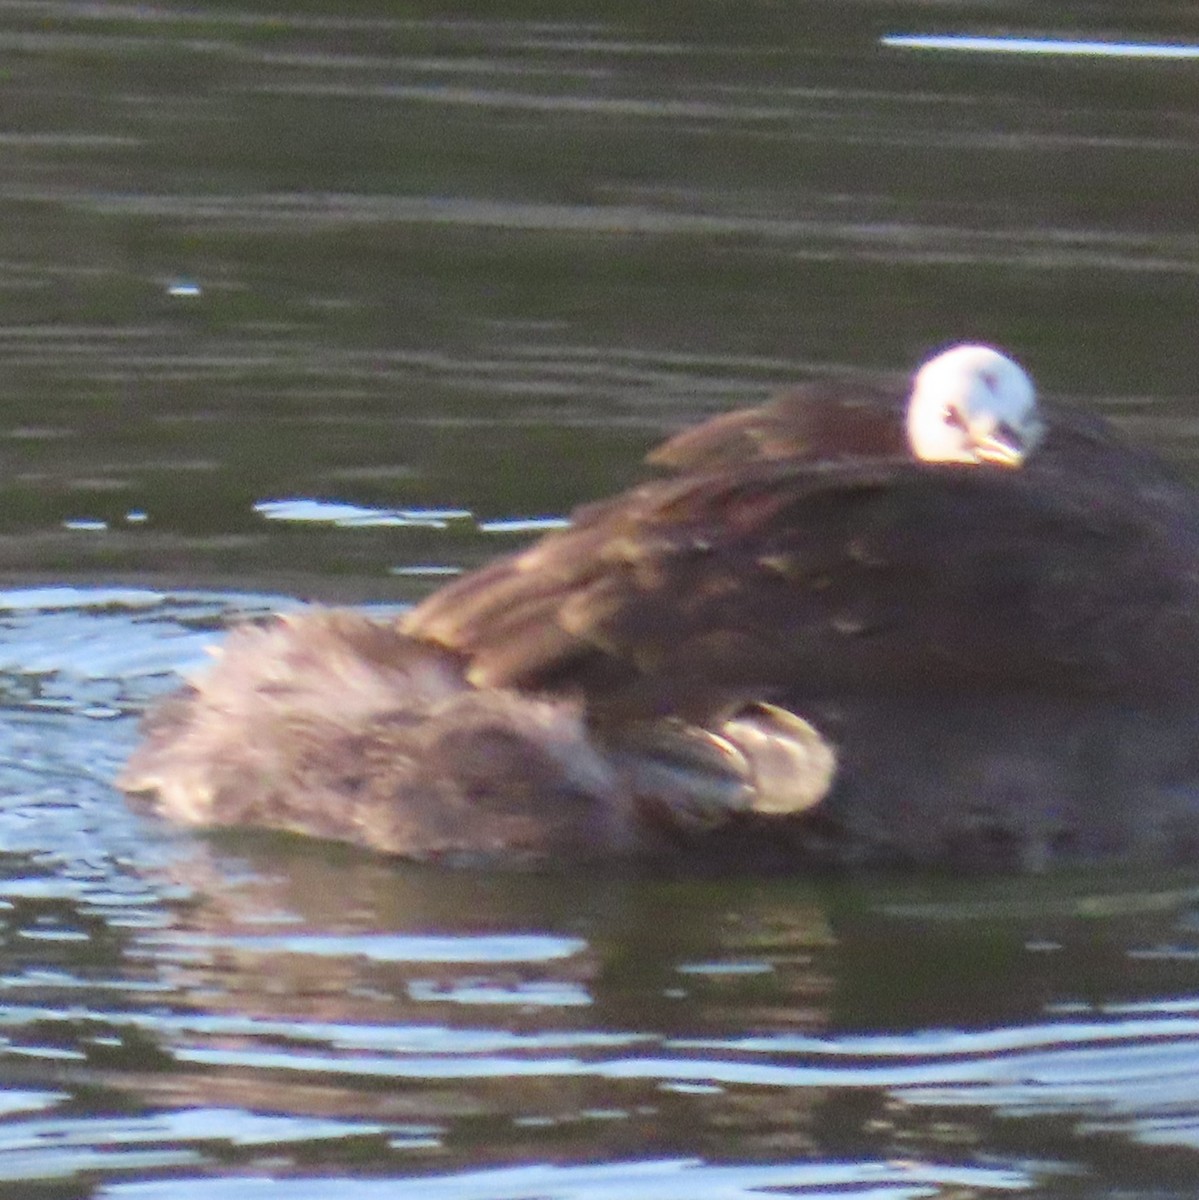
(0, 1), (1198, 1196)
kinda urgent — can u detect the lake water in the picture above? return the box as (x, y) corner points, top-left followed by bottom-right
(0, 2), (1198, 1197)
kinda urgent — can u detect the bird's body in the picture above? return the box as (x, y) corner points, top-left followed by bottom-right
(120, 346), (1199, 871)
(405, 379), (1199, 714)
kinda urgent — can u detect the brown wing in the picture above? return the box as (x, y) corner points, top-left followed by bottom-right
(405, 378), (912, 689)
(403, 398), (1199, 723)
(647, 380), (908, 473)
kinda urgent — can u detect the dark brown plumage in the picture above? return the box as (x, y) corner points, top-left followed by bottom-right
(404, 390), (1199, 716)
(122, 348), (1199, 872)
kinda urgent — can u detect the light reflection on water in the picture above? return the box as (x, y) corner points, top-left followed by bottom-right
(884, 33), (1199, 59)
(97, 1158), (1037, 1199)
(139, 930), (589, 964)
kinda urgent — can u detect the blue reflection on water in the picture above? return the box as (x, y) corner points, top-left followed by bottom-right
(98, 1156), (1035, 1199)
(883, 33), (1199, 58)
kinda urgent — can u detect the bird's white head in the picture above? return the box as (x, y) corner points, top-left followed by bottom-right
(906, 344), (1043, 468)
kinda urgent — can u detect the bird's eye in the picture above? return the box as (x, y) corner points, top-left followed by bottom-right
(942, 405), (969, 431)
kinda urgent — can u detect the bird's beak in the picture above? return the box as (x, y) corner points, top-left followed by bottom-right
(972, 417), (1045, 468)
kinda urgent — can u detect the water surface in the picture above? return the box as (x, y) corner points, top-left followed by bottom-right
(0, 1), (1198, 1196)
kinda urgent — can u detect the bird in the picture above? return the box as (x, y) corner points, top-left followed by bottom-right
(119, 344), (1199, 872)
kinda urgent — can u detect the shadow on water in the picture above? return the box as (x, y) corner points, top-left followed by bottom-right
(0, 0), (1197, 1195)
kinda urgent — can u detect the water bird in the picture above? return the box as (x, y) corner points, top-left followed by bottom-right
(120, 345), (1199, 871)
